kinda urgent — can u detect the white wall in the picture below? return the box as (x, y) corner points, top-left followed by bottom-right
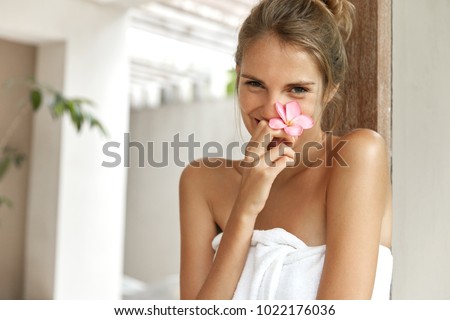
(392, 0), (450, 299)
(0, 0), (130, 299)
(53, 14), (129, 300)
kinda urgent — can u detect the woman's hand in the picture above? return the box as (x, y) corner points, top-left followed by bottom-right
(181, 121), (298, 300)
(235, 120), (297, 217)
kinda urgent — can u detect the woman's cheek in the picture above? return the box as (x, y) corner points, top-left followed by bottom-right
(238, 95), (253, 115)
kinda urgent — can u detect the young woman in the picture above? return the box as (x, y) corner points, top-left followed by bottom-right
(179, 0), (392, 300)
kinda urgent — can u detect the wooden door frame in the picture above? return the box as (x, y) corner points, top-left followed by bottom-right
(331, 0), (392, 158)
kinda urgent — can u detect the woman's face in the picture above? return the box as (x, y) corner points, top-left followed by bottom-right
(237, 35), (326, 144)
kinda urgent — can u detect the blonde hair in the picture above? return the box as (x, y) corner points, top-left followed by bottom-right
(235, 0), (355, 131)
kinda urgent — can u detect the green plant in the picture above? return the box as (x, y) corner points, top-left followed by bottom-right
(226, 69), (236, 97)
(0, 78), (107, 208)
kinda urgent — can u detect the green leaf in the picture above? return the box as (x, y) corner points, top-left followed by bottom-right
(0, 157), (11, 180)
(83, 112), (93, 123)
(69, 112), (78, 127)
(0, 194), (13, 208)
(90, 117), (107, 136)
(14, 154), (25, 167)
(52, 101), (65, 117)
(76, 115), (83, 131)
(49, 94), (64, 118)
(30, 88), (42, 111)
(226, 69), (237, 97)
(71, 103), (84, 131)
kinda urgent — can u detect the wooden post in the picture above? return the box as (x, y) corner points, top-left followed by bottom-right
(326, 0), (392, 154)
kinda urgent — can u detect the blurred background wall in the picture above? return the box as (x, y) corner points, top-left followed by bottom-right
(392, 0), (450, 299)
(0, 38), (36, 299)
(124, 98), (246, 298)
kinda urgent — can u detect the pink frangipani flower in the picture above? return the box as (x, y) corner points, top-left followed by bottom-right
(268, 101), (314, 137)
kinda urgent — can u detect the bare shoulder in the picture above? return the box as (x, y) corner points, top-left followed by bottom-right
(180, 158), (240, 198)
(325, 128), (390, 229)
(331, 128), (388, 172)
(339, 128), (387, 155)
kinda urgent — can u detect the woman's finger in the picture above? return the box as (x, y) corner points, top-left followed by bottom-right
(247, 121), (297, 156)
(265, 143), (296, 166)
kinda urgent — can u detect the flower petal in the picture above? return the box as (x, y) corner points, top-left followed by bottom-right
(269, 118), (287, 129)
(285, 101), (301, 121)
(284, 125), (304, 137)
(292, 115), (314, 129)
(275, 101), (287, 122)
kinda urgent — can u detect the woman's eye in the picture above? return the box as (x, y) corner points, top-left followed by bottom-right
(246, 81), (263, 88)
(291, 87), (307, 94)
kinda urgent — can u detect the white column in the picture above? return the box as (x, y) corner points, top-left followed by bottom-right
(53, 14), (130, 299)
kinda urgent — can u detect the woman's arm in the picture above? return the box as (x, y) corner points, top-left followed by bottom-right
(179, 161), (257, 299)
(316, 129), (391, 299)
(179, 161), (219, 299)
(179, 121), (296, 299)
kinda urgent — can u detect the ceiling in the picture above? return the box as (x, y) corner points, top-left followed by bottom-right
(87, 0), (257, 53)
(85, 0), (258, 107)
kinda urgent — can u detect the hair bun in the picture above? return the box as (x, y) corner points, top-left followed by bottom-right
(320, 0), (355, 42)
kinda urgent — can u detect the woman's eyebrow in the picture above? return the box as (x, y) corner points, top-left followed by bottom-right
(240, 73), (316, 86)
(240, 73), (265, 84)
(286, 80), (316, 86)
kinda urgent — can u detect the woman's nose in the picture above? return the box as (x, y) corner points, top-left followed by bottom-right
(261, 98), (288, 120)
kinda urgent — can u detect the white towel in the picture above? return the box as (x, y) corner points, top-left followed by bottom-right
(212, 228), (393, 300)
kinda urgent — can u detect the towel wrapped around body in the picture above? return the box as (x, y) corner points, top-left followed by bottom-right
(212, 228), (393, 300)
